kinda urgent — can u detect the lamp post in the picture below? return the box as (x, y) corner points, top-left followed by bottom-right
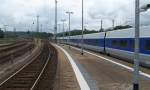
(100, 20), (103, 32)
(81, 0), (84, 55)
(58, 23), (61, 33)
(36, 15), (40, 38)
(40, 24), (42, 32)
(112, 19), (115, 29)
(61, 19), (66, 44)
(58, 23), (61, 44)
(36, 15), (39, 33)
(55, 0), (58, 43)
(66, 11), (73, 49)
(133, 0), (140, 89)
(4, 25), (8, 38)
(133, 1), (150, 90)
(13, 27), (17, 38)
(31, 22), (34, 38)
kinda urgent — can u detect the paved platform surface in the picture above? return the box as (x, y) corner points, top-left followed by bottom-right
(61, 44), (150, 90)
(53, 45), (80, 90)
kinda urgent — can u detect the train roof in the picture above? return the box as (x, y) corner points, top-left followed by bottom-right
(106, 26), (150, 38)
(60, 26), (150, 39)
(83, 32), (105, 39)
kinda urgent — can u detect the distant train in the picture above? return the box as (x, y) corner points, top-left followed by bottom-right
(58, 26), (150, 68)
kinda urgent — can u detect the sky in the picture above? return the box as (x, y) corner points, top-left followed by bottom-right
(0, 0), (150, 33)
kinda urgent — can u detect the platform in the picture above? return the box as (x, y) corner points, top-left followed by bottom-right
(53, 44), (80, 90)
(55, 44), (150, 90)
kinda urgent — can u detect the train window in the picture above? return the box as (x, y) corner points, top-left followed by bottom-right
(112, 40), (118, 46)
(130, 40), (134, 48)
(119, 40), (128, 47)
(145, 40), (150, 50)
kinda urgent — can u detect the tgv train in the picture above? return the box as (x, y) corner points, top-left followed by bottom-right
(59, 26), (150, 68)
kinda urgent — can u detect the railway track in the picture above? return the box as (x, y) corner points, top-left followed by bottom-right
(0, 42), (51, 90)
(0, 43), (11, 47)
(0, 41), (27, 51)
(0, 41), (35, 64)
(33, 42), (58, 90)
(0, 39), (30, 48)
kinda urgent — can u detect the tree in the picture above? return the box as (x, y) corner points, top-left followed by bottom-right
(57, 29), (99, 37)
(0, 28), (4, 38)
(113, 25), (132, 30)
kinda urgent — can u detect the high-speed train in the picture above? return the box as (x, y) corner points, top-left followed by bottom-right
(59, 26), (150, 68)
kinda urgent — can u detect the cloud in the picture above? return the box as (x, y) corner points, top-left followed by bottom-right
(0, 0), (150, 32)
(87, 0), (135, 28)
